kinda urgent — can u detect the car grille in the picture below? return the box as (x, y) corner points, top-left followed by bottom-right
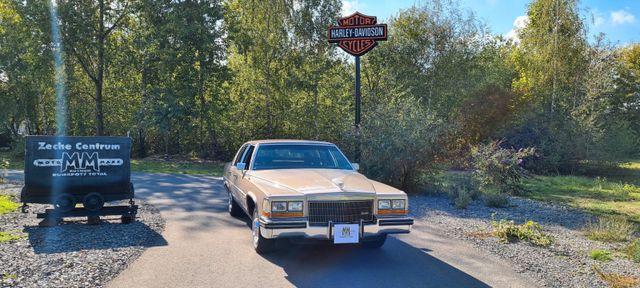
(308, 200), (374, 226)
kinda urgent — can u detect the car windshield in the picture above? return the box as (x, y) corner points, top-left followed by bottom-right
(252, 144), (353, 170)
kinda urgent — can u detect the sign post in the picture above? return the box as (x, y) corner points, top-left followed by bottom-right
(328, 12), (387, 163)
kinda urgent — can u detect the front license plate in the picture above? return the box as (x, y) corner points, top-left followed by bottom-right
(333, 224), (359, 244)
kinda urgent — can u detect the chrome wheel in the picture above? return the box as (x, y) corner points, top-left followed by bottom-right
(228, 192), (233, 213)
(252, 208), (276, 253)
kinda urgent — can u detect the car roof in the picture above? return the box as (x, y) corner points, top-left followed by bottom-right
(244, 139), (334, 146)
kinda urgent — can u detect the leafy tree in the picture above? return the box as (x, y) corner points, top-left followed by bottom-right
(58, 0), (131, 135)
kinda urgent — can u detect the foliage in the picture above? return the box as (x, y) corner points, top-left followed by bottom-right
(483, 190), (510, 208)
(471, 140), (535, 197)
(584, 216), (635, 242)
(0, 0), (638, 196)
(447, 185), (476, 209)
(589, 249), (612, 262)
(0, 195), (18, 214)
(490, 215), (553, 246)
(592, 266), (640, 288)
(621, 239), (640, 263)
(0, 158), (8, 183)
(359, 96), (452, 191)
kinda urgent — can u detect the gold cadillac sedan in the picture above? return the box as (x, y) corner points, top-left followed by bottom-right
(223, 140), (413, 253)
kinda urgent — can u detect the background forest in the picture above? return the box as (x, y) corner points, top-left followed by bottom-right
(0, 0), (639, 191)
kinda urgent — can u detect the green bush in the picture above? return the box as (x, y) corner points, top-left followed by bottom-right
(491, 215), (553, 247)
(483, 190), (510, 208)
(471, 140), (534, 207)
(359, 96), (454, 192)
(584, 216), (634, 242)
(589, 249), (613, 262)
(448, 185), (474, 209)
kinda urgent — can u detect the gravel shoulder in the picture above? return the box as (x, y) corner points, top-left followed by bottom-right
(0, 181), (165, 288)
(409, 193), (640, 287)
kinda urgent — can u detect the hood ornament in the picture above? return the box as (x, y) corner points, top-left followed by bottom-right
(332, 178), (345, 190)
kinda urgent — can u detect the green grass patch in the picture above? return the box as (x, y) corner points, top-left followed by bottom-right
(522, 175), (640, 222)
(0, 231), (23, 243)
(0, 195), (19, 214)
(589, 249), (613, 262)
(1, 273), (17, 280)
(131, 158), (224, 176)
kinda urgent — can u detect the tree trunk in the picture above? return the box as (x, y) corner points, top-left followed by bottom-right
(137, 128), (146, 158)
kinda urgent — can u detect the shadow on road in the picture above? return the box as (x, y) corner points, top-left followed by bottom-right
(260, 237), (490, 288)
(24, 221), (167, 254)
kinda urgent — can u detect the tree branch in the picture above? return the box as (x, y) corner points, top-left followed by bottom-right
(68, 44), (97, 82)
(104, 2), (130, 37)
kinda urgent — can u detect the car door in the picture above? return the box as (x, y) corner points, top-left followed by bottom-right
(228, 144), (247, 200)
(232, 144), (255, 211)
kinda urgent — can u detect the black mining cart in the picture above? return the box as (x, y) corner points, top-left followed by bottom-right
(20, 136), (137, 225)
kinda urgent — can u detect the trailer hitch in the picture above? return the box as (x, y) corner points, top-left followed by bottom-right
(21, 203), (29, 213)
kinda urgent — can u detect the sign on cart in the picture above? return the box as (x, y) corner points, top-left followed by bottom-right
(333, 224), (360, 244)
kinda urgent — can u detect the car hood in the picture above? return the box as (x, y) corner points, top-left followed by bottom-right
(249, 169), (379, 195)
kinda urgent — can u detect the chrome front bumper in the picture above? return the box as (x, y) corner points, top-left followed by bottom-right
(258, 216), (413, 240)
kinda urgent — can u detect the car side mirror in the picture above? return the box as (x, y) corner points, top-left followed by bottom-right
(236, 163), (247, 170)
(351, 163), (359, 171)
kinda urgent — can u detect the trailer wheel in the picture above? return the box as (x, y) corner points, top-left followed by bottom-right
(54, 194), (75, 212)
(83, 192), (104, 211)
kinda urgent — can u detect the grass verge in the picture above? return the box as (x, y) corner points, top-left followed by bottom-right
(131, 158), (224, 176)
(522, 175), (640, 223)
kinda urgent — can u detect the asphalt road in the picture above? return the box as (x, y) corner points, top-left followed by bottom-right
(7, 171), (537, 288)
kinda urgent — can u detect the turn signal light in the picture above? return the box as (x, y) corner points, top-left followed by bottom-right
(378, 209), (407, 215)
(262, 211), (304, 218)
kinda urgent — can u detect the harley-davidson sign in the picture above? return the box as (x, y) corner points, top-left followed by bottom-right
(328, 12), (387, 56)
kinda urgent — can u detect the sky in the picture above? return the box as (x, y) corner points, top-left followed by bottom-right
(340, 0), (640, 45)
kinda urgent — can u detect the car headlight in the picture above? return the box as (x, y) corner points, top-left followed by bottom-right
(392, 199), (405, 209)
(271, 201), (287, 212)
(288, 201), (303, 212)
(378, 199), (391, 210)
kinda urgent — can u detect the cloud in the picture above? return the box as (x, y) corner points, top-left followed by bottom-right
(341, 0), (366, 16)
(611, 10), (635, 25)
(505, 15), (529, 44)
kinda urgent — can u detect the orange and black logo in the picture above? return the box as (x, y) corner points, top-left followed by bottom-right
(328, 12), (387, 56)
